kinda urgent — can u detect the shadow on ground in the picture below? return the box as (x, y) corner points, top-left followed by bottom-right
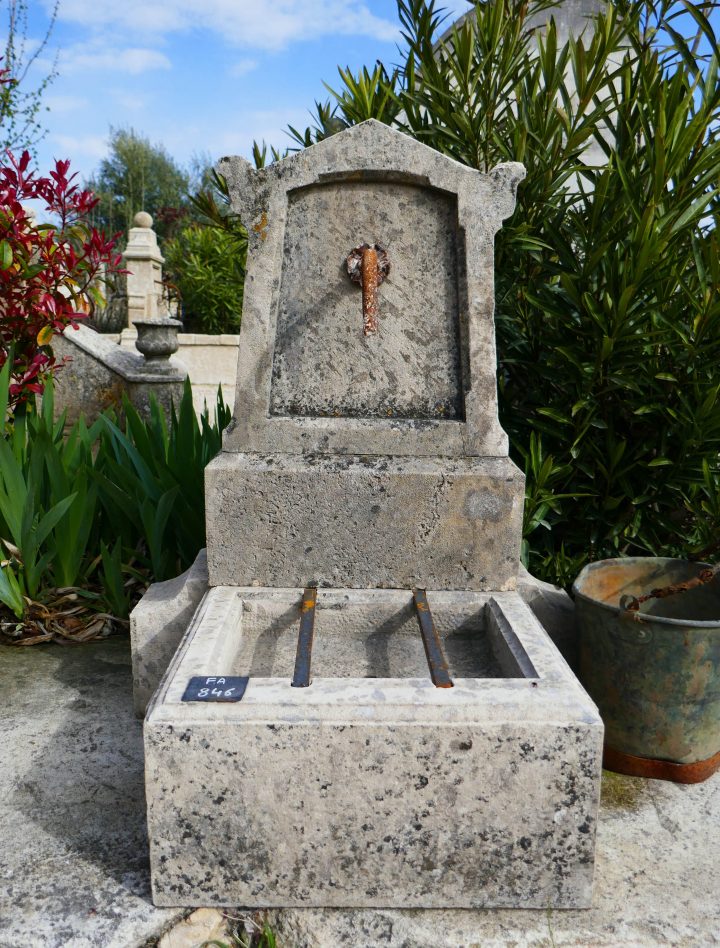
(0, 639), (181, 948)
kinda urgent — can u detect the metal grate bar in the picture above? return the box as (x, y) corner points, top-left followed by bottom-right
(413, 588), (454, 689)
(291, 587), (317, 687)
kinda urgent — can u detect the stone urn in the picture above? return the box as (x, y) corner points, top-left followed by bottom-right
(133, 318), (182, 373)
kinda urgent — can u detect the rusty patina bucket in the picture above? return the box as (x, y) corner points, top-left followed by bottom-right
(573, 557), (720, 783)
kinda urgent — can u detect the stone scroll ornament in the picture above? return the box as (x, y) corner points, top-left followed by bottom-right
(346, 243), (391, 335)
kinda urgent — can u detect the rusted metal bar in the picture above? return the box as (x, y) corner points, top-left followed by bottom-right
(346, 242), (390, 336)
(413, 588), (453, 689)
(291, 587), (317, 688)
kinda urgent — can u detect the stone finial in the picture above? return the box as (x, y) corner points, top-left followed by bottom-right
(134, 210), (153, 228)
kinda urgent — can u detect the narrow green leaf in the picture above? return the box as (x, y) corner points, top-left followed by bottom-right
(0, 563), (25, 619)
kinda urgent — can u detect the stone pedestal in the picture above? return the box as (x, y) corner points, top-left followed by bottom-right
(123, 211), (166, 327)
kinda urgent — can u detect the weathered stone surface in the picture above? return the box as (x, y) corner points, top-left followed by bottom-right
(53, 324), (186, 426)
(133, 317), (182, 370)
(140, 121), (602, 917)
(130, 550), (577, 717)
(157, 908), (226, 948)
(144, 587), (602, 909)
(130, 557), (576, 720)
(518, 563), (578, 670)
(0, 640), (184, 948)
(263, 773), (720, 947)
(205, 453), (523, 590)
(270, 180), (463, 421)
(124, 210), (166, 326)
(218, 120), (524, 458)
(3, 632), (719, 947)
(130, 550), (208, 717)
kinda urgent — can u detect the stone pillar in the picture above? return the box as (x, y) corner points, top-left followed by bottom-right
(123, 211), (165, 327)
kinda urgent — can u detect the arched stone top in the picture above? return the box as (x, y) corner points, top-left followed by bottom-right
(219, 120), (524, 248)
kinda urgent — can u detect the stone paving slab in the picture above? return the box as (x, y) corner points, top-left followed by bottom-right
(0, 640), (184, 948)
(1, 638), (719, 947)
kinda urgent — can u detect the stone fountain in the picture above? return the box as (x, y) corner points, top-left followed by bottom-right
(138, 120), (602, 909)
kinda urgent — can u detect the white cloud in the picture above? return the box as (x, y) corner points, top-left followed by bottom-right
(48, 0), (398, 50)
(44, 94), (89, 114)
(50, 133), (109, 161)
(229, 58), (258, 78)
(59, 44), (172, 75)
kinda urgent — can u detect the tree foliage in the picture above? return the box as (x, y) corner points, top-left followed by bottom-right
(163, 221), (246, 334)
(0, 0), (58, 156)
(85, 127), (191, 242)
(260, 0), (720, 584)
(161, 167), (247, 334)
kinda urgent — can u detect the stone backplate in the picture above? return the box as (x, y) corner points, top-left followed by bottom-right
(217, 120), (525, 458)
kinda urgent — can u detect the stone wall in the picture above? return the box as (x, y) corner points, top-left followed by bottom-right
(53, 324), (186, 425)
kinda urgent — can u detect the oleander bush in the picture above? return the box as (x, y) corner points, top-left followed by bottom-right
(163, 220), (246, 334)
(261, 0), (720, 585)
(162, 167), (248, 335)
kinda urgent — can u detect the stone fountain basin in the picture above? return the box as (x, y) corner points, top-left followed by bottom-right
(145, 587), (603, 910)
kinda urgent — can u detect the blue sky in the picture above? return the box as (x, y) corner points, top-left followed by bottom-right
(24, 0), (470, 183)
(20, 1), (720, 188)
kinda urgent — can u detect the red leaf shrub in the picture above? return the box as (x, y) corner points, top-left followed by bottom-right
(0, 134), (122, 410)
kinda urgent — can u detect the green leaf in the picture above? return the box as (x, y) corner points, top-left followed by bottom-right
(0, 359), (10, 437)
(34, 493), (77, 549)
(0, 438), (28, 544)
(0, 563), (25, 619)
(0, 240), (12, 271)
(536, 407), (572, 425)
(100, 539), (130, 619)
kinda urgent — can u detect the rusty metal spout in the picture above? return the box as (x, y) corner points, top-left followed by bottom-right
(346, 242), (390, 336)
(361, 246), (379, 335)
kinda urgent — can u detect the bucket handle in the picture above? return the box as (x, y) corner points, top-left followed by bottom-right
(621, 564), (719, 613)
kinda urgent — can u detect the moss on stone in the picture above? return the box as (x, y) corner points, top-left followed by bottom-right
(600, 769), (647, 810)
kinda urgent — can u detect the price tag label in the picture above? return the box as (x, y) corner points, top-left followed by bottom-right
(181, 676), (249, 702)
